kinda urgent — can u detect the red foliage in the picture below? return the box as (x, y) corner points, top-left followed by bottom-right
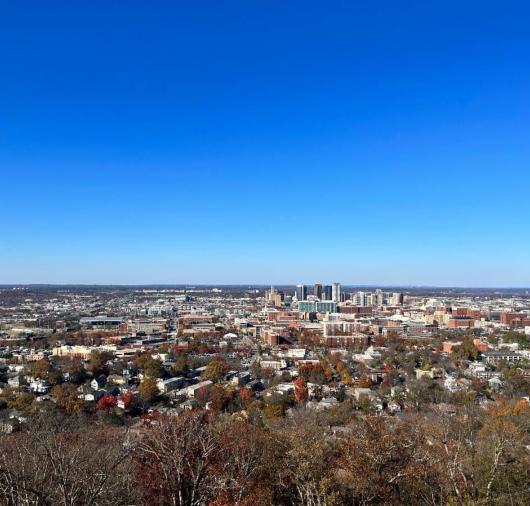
(239, 387), (254, 407)
(118, 390), (135, 409)
(293, 376), (308, 404)
(97, 394), (117, 411)
(298, 363), (326, 383)
(263, 367), (275, 380)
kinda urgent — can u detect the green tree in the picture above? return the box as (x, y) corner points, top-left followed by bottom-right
(172, 353), (189, 376)
(263, 403), (283, 420)
(202, 359), (228, 383)
(453, 338), (478, 361)
(144, 358), (164, 379)
(139, 377), (159, 403)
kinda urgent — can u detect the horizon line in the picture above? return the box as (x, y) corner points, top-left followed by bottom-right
(1, 283), (530, 290)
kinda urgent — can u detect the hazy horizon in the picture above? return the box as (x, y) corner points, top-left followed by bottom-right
(2, 282), (530, 291)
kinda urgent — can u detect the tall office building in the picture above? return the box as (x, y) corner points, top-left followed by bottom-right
(323, 285), (333, 301)
(390, 292), (404, 305)
(354, 291), (367, 306)
(314, 283), (323, 299)
(296, 284), (307, 301)
(332, 282), (341, 303)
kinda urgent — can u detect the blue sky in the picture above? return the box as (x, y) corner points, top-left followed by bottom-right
(1, 1), (529, 286)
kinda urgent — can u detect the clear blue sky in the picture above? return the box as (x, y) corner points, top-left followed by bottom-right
(1, 1), (529, 286)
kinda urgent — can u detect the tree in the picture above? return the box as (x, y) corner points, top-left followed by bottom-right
(202, 359), (228, 383)
(0, 413), (137, 506)
(144, 358), (164, 379)
(86, 351), (109, 377)
(298, 363), (327, 385)
(239, 387), (254, 408)
(30, 358), (52, 380)
(97, 394), (118, 411)
(250, 361), (264, 379)
(172, 353), (189, 376)
(202, 384), (232, 412)
(135, 411), (219, 506)
(263, 403), (283, 420)
(273, 414), (340, 506)
(0, 389), (35, 412)
(472, 400), (530, 502)
(453, 338), (478, 361)
(293, 377), (308, 404)
(63, 358), (86, 383)
(134, 353), (164, 379)
(51, 383), (84, 413)
(337, 416), (436, 505)
(210, 420), (274, 505)
(500, 366), (530, 398)
(118, 390), (136, 410)
(139, 377), (159, 403)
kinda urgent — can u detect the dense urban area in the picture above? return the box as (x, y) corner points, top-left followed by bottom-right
(0, 283), (529, 505)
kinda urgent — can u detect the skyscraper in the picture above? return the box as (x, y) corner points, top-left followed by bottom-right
(296, 284), (307, 301)
(323, 285), (333, 301)
(390, 292), (404, 305)
(332, 282), (341, 303)
(354, 291), (367, 306)
(314, 283), (323, 299)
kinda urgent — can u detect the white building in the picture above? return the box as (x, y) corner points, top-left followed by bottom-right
(332, 283), (341, 303)
(157, 377), (185, 394)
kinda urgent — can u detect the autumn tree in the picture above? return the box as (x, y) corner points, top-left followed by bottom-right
(210, 419), (275, 505)
(118, 390), (136, 410)
(202, 359), (228, 383)
(337, 416), (437, 504)
(263, 403), (284, 420)
(453, 338), (478, 361)
(298, 363), (327, 384)
(239, 387), (254, 408)
(139, 377), (159, 403)
(172, 353), (189, 376)
(134, 353), (164, 379)
(472, 400), (530, 503)
(293, 377), (308, 404)
(51, 383), (84, 413)
(97, 394), (118, 411)
(135, 411), (219, 506)
(86, 350), (110, 377)
(357, 375), (372, 388)
(30, 358), (53, 380)
(273, 413), (340, 506)
(202, 384), (233, 412)
(0, 413), (137, 506)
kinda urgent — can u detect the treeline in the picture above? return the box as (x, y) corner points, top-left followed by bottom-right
(0, 400), (529, 506)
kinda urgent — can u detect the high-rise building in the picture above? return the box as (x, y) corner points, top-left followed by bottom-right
(314, 283), (323, 299)
(296, 284), (307, 301)
(354, 291), (367, 306)
(390, 292), (404, 305)
(266, 285), (276, 303)
(323, 285), (333, 301)
(272, 292), (283, 307)
(332, 282), (341, 303)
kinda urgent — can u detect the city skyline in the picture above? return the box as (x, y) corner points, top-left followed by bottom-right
(1, 2), (530, 285)
(1, 4), (530, 504)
